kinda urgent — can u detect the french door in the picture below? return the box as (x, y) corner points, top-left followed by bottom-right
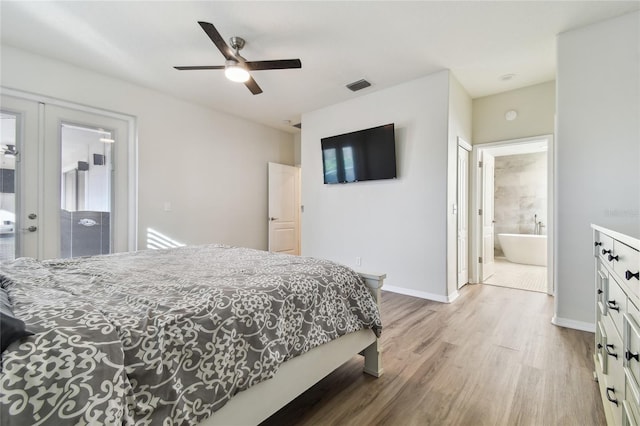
(0, 94), (133, 260)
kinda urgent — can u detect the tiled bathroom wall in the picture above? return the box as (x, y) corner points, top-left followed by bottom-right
(494, 152), (547, 256)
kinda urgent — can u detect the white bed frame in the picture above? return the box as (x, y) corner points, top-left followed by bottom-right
(200, 272), (385, 426)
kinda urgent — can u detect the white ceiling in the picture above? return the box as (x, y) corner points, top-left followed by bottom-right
(1, 1), (638, 133)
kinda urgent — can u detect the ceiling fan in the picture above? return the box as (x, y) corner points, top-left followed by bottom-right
(174, 21), (302, 95)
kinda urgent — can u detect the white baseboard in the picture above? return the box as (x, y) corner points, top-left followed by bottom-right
(551, 316), (595, 333)
(383, 285), (457, 303)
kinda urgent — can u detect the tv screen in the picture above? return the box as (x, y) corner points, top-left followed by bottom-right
(321, 123), (396, 184)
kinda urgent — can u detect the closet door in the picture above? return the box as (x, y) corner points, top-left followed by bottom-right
(457, 145), (470, 288)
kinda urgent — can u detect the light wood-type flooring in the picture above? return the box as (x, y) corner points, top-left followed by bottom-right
(261, 284), (605, 426)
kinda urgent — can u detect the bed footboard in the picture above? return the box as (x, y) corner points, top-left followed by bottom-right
(357, 271), (385, 377)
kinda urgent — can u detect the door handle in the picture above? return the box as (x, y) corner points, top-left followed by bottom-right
(21, 226), (37, 232)
(269, 217), (278, 221)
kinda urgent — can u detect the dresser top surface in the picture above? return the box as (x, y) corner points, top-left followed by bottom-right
(592, 224), (640, 250)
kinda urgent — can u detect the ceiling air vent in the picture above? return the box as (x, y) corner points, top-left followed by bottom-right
(346, 79), (371, 92)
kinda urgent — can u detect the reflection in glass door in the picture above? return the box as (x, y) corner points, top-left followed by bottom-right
(60, 123), (113, 258)
(0, 113), (17, 261)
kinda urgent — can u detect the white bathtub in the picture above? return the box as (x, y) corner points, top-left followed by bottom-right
(498, 233), (547, 267)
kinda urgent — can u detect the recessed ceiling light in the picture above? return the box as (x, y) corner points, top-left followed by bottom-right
(500, 73), (516, 81)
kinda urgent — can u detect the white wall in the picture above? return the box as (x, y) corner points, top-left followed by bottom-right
(293, 132), (302, 166)
(0, 46), (295, 250)
(473, 81), (555, 144)
(556, 11), (640, 328)
(302, 70), (453, 301)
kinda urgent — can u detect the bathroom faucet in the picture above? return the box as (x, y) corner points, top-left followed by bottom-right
(534, 214), (544, 235)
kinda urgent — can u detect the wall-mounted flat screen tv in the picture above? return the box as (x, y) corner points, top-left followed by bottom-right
(321, 123), (396, 184)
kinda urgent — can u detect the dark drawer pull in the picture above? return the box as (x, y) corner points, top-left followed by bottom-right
(627, 270), (640, 281)
(602, 249), (612, 255)
(598, 343), (603, 349)
(597, 289), (603, 295)
(606, 387), (619, 406)
(608, 300), (620, 312)
(595, 242), (603, 247)
(606, 344), (618, 359)
(608, 254), (619, 262)
(625, 350), (639, 362)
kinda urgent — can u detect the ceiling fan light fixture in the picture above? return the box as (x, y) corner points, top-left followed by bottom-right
(224, 60), (250, 83)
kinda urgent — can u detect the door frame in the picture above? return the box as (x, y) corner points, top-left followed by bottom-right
(469, 134), (554, 295)
(0, 87), (138, 254)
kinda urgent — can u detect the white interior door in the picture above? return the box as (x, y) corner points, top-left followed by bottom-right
(0, 94), (132, 260)
(457, 145), (470, 288)
(268, 162), (300, 255)
(480, 151), (495, 280)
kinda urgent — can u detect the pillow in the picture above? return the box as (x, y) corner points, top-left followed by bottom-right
(1, 287), (33, 353)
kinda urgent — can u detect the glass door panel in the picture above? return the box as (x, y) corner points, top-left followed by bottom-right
(60, 123), (113, 258)
(44, 104), (129, 260)
(0, 112), (18, 261)
(0, 95), (40, 260)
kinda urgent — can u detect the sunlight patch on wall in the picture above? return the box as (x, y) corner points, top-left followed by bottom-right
(147, 228), (185, 250)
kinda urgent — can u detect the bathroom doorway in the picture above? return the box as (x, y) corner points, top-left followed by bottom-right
(470, 135), (554, 295)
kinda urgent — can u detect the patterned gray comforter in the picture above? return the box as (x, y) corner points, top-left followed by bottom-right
(0, 244), (381, 425)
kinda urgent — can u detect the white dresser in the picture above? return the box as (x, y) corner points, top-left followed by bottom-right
(593, 225), (640, 425)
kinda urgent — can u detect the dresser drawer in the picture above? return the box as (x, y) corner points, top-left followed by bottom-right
(605, 315), (626, 370)
(625, 305), (640, 406)
(597, 232), (615, 261)
(614, 241), (640, 295)
(623, 398), (640, 426)
(598, 259), (610, 316)
(604, 316), (625, 425)
(598, 319), (609, 374)
(609, 275), (628, 337)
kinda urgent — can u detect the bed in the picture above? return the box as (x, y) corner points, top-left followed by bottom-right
(0, 244), (384, 425)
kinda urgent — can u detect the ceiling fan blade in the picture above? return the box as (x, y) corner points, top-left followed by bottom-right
(174, 65), (225, 70)
(198, 21), (235, 60)
(244, 76), (263, 95)
(245, 59), (302, 71)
